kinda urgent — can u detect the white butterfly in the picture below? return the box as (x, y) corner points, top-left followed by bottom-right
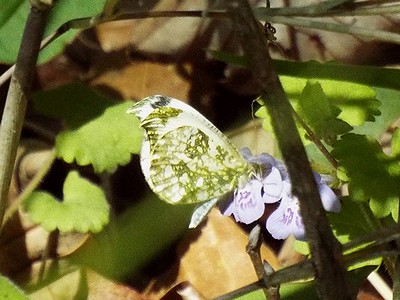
(127, 95), (253, 227)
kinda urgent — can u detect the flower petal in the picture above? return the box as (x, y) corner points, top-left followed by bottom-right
(240, 147), (277, 166)
(262, 167), (283, 203)
(314, 171), (341, 212)
(223, 180), (265, 224)
(319, 184), (341, 212)
(266, 184), (306, 240)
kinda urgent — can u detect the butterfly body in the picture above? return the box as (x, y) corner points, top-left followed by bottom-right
(128, 95), (253, 205)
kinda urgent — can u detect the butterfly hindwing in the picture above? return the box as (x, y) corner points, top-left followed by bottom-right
(128, 95), (253, 204)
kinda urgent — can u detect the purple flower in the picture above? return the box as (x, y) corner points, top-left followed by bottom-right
(314, 172), (341, 213)
(222, 179), (264, 224)
(222, 149), (284, 224)
(261, 166), (284, 203)
(266, 176), (341, 241)
(266, 181), (304, 240)
(222, 148), (341, 241)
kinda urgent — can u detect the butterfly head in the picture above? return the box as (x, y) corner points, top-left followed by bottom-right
(127, 95), (172, 122)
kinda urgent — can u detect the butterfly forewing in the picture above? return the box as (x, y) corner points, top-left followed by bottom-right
(128, 95), (253, 204)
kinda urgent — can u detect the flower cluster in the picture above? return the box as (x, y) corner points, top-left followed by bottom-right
(222, 148), (341, 240)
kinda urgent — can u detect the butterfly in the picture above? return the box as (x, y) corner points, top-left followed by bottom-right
(127, 95), (254, 226)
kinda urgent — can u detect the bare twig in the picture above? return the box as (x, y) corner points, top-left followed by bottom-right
(246, 225), (271, 299)
(262, 261), (280, 300)
(224, 0), (351, 298)
(0, 1), (53, 226)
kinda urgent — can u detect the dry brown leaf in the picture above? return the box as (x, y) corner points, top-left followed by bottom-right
(92, 61), (191, 101)
(143, 209), (280, 299)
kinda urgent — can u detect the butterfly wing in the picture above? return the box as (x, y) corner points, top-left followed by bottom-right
(128, 95), (253, 204)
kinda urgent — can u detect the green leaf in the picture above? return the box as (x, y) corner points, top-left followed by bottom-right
(23, 171), (110, 233)
(392, 128), (400, 157)
(329, 200), (372, 244)
(280, 76), (380, 127)
(295, 199), (381, 270)
(297, 82), (352, 144)
(332, 133), (400, 218)
(329, 199), (382, 269)
(254, 105), (272, 132)
(255, 77), (378, 147)
(33, 83), (142, 173)
(211, 52), (400, 90)
(0, 275), (29, 300)
(69, 194), (196, 279)
(0, 0), (106, 64)
(274, 60), (400, 91)
(354, 89), (400, 139)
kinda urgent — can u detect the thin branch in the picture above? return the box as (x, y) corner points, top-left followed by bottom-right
(3, 2), (400, 87)
(214, 280), (266, 300)
(254, 1), (400, 17)
(262, 261), (280, 300)
(1, 150), (56, 232)
(224, 0), (351, 299)
(246, 225), (273, 299)
(264, 15), (400, 45)
(0, 65), (15, 87)
(343, 222), (400, 252)
(217, 234), (400, 298)
(291, 108), (338, 169)
(0, 2), (53, 226)
(368, 272), (393, 300)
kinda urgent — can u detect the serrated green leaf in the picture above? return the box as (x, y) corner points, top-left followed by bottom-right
(329, 200), (383, 269)
(0, 0), (106, 64)
(354, 88), (400, 138)
(254, 105), (272, 131)
(255, 98), (309, 148)
(295, 200), (371, 248)
(297, 82), (352, 144)
(328, 199), (371, 243)
(332, 134), (400, 218)
(280, 76), (380, 127)
(256, 77), (377, 148)
(0, 276), (29, 300)
(33, 83), (142, 173)
(23, 171), (110, 233)
(370, 196), (399, 221)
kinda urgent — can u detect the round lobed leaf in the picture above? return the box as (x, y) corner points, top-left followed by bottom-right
(23, 171), (110, 233)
